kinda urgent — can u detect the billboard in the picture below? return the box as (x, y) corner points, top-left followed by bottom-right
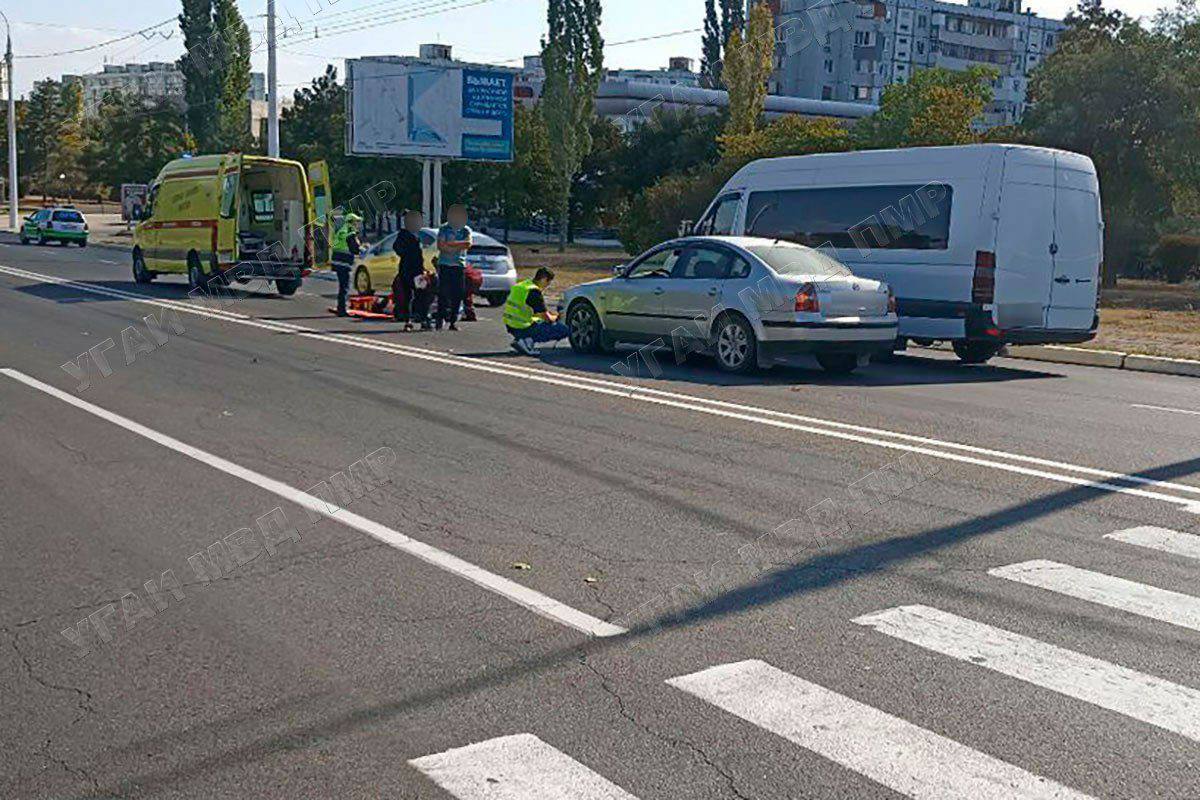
(346, 58), (514, 162)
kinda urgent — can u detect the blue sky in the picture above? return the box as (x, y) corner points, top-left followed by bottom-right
(8, 0), (1176, 97)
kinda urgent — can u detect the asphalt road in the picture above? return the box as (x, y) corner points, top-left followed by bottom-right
(2, 237), (1199, 800)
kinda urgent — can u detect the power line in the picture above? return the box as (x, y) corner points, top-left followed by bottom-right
(16, 17), (176, 60)
(280, 0), (508, 46)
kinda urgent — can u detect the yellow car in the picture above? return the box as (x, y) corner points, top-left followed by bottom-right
(353, 228), (438, 295)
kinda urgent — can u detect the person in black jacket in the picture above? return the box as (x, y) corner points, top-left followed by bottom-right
(391, 210), (428, 329)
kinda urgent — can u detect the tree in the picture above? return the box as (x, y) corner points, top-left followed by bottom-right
(721, 115), (853, 167)
(619, 164), (736, 254)
(722, 2), (774, 140)
(620, 108), (726, 199)
(720, 0), (747, 47)
(540, 0), (604, 251)
(179, 0), (218, 150)
(701, 0), (723, 87)
(571, 116), (624, 237)
(1022, 0), (1200, 285)
(853, 65), (996, 148)
(48, 81), (88, 200)
(213, 0), (253, 151)
(82, 92), (194, 193)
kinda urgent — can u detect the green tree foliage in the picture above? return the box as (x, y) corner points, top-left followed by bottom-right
(721, 115), (854, 167)
(721, 2), (775, 139)
(1022, 0), (1200, 284)
(540, 0), (604, 251)
(720, 0), (747, 46)
(21, 80), (91, 196)
(213, 0), (253, 151)
(178, 0), (218, 149)
(81, 92), (195, 192)
(619, 164), (736, 254)
(853, 65), (996, 148)
(702, 0), (723, 87)
(619, 108), (725, 199)
(571, 116), (625, 236)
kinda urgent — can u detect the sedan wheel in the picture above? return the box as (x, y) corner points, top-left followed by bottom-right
(714, 315), (757, 374)
(567, 302), (603, 354)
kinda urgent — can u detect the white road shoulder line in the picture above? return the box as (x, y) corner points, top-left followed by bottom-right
(1106, 526), (1200, 561)
(854, 605), (1200, 742)
(0, 368), (625, 639)
(668, 659), (1094, 800)
(409, 733), (640, 800)
(3, 263), (1200, 512)
(989, 559), (1200, 633)
(1132, 404), (1200, 417)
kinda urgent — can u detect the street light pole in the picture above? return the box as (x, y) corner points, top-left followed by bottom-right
(1, 13), (16, 232)
(266, 0), (279, 157)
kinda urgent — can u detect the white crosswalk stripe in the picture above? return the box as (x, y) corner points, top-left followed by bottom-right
(854, 605), (1200, 743)
(409, 733), (640, 799)
(1106, 526), (1200, 561)
(989, 559), (1200, 633)
(667, 659), (1093, 799)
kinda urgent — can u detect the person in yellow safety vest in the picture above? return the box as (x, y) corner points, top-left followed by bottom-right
(331, 212), (364, 317)
(504, 268), (570, 356)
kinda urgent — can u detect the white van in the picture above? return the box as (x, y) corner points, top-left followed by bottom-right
(695, 144), (1103, 363)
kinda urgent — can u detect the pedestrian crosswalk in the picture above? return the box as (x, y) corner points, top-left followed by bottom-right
(411, 525), (1200, 799)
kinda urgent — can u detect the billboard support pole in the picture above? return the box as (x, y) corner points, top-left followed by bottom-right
(421, 159), (433, 223)
(432, 160), (444, 227)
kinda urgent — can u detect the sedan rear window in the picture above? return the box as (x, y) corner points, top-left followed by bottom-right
(52, 210), (84, 223)
(746, 245), (851, 278)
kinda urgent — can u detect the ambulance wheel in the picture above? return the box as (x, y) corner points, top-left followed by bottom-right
(132, 250), (155, 284)
(187, 253), (207, 292)
(354, 266), (373, 294)
(276, 278), (301, 296)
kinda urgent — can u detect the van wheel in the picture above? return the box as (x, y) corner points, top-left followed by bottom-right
(354, 266), (372, 295)
(817, 353), (860, 374)
(132, 251), (155, 284)
(952, 340), (1002, 364)
(276, 278), (301, 297)
(713, 313), (757, 374)
(19, 235), (27, 245)
(187, 253), (207, 292)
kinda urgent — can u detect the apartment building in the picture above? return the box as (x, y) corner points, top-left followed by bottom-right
(64, 63), (267, 116)
(769, 0), (1065, 126)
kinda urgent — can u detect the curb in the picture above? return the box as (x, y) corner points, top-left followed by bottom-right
(1002, 344), (1200, 379)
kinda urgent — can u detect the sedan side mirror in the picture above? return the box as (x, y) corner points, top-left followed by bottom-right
(611, 264), (626, 277)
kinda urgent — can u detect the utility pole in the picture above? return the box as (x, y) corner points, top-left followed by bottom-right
(266, 0), (279, 157)
(2, 13), (16, 232)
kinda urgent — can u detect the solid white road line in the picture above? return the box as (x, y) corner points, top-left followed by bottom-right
(3, 263), (1200, 512)
(854, 605), (1200, 742)
(0, 368), (625, 638)
(1132, 404), (1200, 417)
(667, 659), (1093, 800)
(409, 734), (640, 800)
(989, 560), (1200, 633)
(1106, 526), (1200, 562)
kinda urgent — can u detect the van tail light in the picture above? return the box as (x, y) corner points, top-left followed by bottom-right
(795, 283), (820, 313)
(973, 250), (996, 304)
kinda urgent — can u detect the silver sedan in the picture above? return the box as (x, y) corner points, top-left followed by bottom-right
(558, 236), (899, 374)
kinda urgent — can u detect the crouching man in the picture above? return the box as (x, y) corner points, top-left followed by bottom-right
(504, 268), (569, 356)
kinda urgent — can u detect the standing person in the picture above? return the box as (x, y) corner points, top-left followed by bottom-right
(435, 204), (472, 331)
(504, 268), (569, 356)
(331, 212), (364, 317)
(391, 210), (427, 330)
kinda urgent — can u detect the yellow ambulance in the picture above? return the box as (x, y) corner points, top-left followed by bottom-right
(132, 154), (333, 296)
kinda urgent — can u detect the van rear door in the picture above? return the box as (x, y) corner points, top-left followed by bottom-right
(307, 161), (332, 268)
(216, 154), (242, 267)
(1046, 155), (1102, 330)
(995, 151), (1056, 331)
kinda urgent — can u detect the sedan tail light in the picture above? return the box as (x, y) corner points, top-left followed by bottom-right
(795, 282), (820, 313)
(973, 250), (996, 304)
